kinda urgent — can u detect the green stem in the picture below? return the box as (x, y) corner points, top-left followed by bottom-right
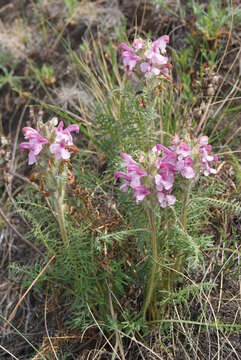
(181, 181), (192, 232)
(168, 181), (193, 296)
(55, 183), (68, 247)
(143, 207), (158, 319)
(175, 181), (193, 274)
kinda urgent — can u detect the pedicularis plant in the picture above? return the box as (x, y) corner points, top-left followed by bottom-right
(116, 35), (218, 319)
(19, 34), (218, 324)
(20, 117), (79, 248)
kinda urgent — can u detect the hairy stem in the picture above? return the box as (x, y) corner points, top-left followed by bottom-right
(55, 183), (68, 247)
(168, 182), (193, 296)
(181, 182), (192, 232)
(143, 207), (158, 319)
(175, 181), (193, 274)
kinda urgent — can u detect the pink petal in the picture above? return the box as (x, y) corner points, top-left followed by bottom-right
(153, 35), (169, 54)
(130, 176), (141, 188)
(151, 67), (161, 75)
(22, 127), (39, 138)
(177, 141), (190, 158)
(128, 164), (147, 177)
(65, 124), (79, 133)
(120, 182), (129, 192)
(213, 154), (218, 165)
(144, 49), (154, 59)
(152, 53), (168, 65)
(140, 62), (150, 73)
(114, 171), (130, 183)
(133, 185), (150, 203)
(166, 195), (176, 205)
(157, 192), (167, 208)
(50, 143), (60, 155)
(32, 142), (43, 155)
(120, 43), (133, 53)
(57, 121), (64, 131)
(160, 67), (169, 77)
(120, 152), (137, 166)
(182, 166), (195, 179)
(28, 151), (37, 165)
(60, 148), (70, 160)
(133, 38), (144, 51)
(19, 142), (31, 150)
(199, 136), (209, 146)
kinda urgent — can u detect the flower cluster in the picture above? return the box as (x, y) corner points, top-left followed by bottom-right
(19, 128), (48, 165)
(114, 152), (150, 203)
(198, 136), (218, 176)
(115, 135), (217, 208)
(120, 35), (170, 80)
(49, 121), (79, 160)
(19, 120), (79, 165)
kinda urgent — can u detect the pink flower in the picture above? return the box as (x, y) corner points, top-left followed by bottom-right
(153, 35), (169, 54)
(213, 154), (218, 165)
(176, 141), (191, 160)
(120, 43), (140, 72)
(198, 136), (217, 176)
(153, 144), (177, 191)
(158, 167), (175, 190)
(152, 143), (173, 156)
(133, 185), (150, 203)
(120, 35), (170, 80)
(159, 65), (170, 77)
(114, 171), (133, 192)
(127, 163), (147, 177)
(115, 152), (149, 203)
(19, 139), (45, 165)
(50, 121), (79, 160)
(22, 127), (41, 139)
(140, 61), (161, 78)
(144, 50), (168, 66)
(176, 157), (195, 179)
(133, 38), (144, 51)
(114, 170), (142, 191)
(140, 38), (169, 78)
(157, 192), (176, 208)
(155, 174), (176, 208)
(168, 136), (195, 179)
(140, 54), (169, 78)
(120, 152), (138, 166)
(154, 145), (177, 168)
(198, 136), (209, 146)
(65, 124), (80, 133)
(19, 127), (48, 165)
(120, 43), (133, 53)
(155, 174), (164, 192)
(21, 127), (48, 143)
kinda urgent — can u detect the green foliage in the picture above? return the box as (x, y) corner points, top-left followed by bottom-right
(31, 63), (56, 95)
(191, 0), (239, 40)
(13, 28), (241, 337)
(0, 63), (23, 91)
(228, 153), (241, 188)
(10, 13), (241, 353)
(13, 159), (241, 335)
(154, 0), (241, 40)
(64, 0), (78, 18)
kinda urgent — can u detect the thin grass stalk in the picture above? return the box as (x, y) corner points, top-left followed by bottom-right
(143, 207), (158, 319)
(167, 181), (192, 298)
(54, 182), (68, 247)
(175, 181), (193, 274)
